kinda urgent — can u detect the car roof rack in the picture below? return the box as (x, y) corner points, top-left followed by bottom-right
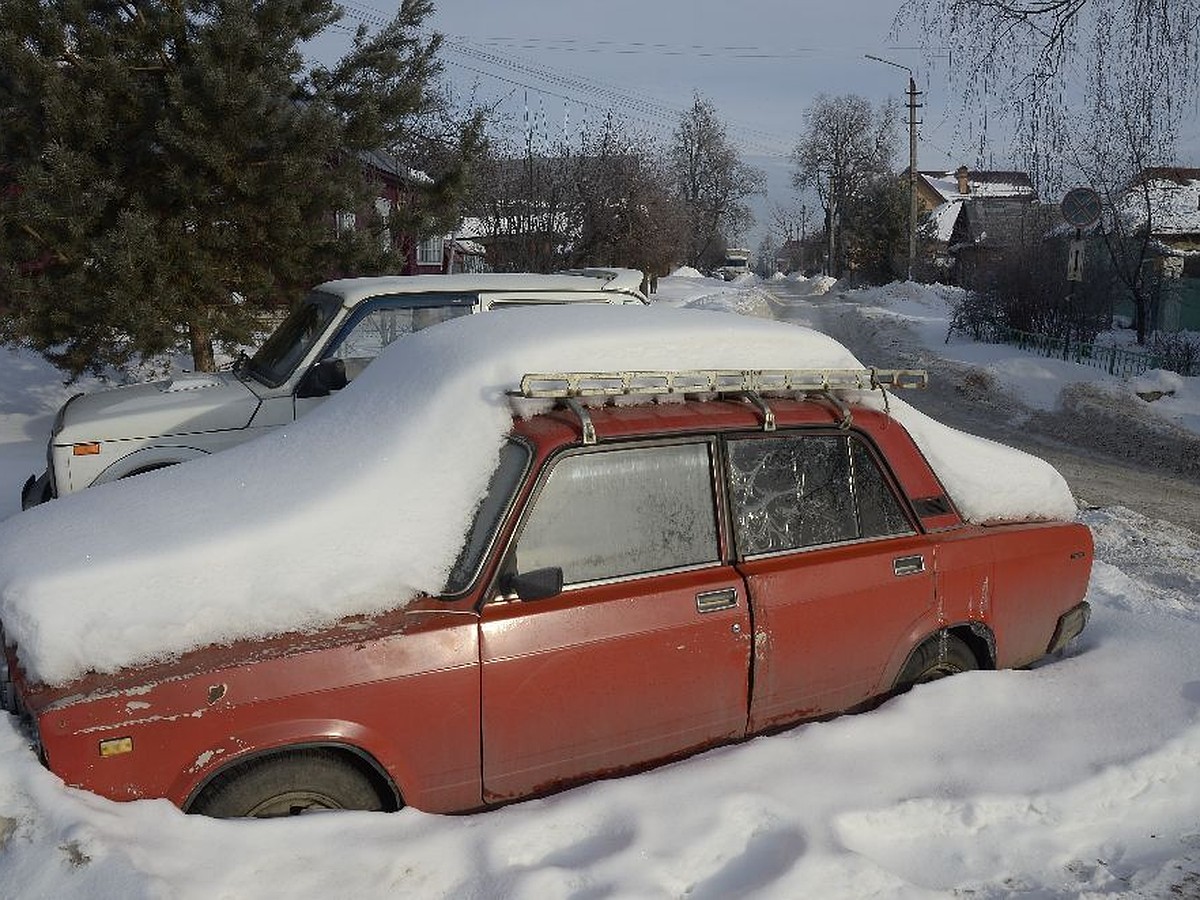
(510, 368), (927, 444)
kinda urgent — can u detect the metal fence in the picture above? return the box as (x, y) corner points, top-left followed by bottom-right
(984, 327), (1165, 378)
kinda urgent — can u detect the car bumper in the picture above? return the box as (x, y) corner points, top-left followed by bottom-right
(21, 470), (53, 510)
(1046, 601), (1091, 654)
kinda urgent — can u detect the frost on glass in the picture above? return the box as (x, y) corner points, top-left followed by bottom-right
(727, 435), (857, 555)
(852, 441), (913, 538)
(515, 443), (719, 585)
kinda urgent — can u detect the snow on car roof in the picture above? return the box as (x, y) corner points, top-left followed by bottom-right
(0, 305), (1077, 686)
(317, 269), (647, 306)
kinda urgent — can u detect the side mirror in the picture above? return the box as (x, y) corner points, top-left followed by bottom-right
(502, 567), (564, 601)
(295, 358), (348, 398)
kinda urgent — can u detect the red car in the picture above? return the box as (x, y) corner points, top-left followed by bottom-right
(0, 368), (1092, 817)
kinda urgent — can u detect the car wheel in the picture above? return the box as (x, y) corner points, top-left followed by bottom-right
(123, 463), (173, 479)
(894, 633), (978, 691)
(189, 749), (391, 818)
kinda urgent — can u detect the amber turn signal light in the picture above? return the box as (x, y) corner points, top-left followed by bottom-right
(72, 442), (101, 456)
(98, 737), (133, 758)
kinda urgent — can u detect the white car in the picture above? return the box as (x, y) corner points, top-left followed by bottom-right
(22, 269), (647, 507)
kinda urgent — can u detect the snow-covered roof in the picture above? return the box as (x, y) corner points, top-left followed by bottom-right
(358, 149), (433, 186)
(454, 216), (488, 240)
(1121, 168), (1200, 237)
(929, 199), (964, 242)
(449, 237), (486, 256)
(0, 306), (1076, 686)
(921, 170), (1036, 202)
(921, 169), (1037, 243)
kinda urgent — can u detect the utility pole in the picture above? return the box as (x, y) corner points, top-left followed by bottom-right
(866, 55), (923, 282)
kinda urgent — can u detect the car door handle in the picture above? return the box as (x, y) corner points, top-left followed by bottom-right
(893, 555), (925, 577)
(696, 588), (738, 613)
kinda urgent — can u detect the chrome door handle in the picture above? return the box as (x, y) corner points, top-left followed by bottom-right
(893, 555), (925, 577)
(696, 588), (738, 613)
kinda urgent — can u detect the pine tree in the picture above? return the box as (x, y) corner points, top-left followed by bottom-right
(0, 0), (477, 376)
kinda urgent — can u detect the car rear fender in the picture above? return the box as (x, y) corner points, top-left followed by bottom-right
(881, 619), (997, 693)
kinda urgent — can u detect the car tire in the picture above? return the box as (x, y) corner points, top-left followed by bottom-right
(893, 633), (978, 691)
(189, 749), (390, 818)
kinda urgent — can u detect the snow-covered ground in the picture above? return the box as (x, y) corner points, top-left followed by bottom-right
(0, 273), (1198, 898)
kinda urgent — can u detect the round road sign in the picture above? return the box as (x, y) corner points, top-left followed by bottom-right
(1061, 187), (1102, 228)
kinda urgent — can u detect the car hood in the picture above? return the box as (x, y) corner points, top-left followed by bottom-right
(55, 372), (261, 444)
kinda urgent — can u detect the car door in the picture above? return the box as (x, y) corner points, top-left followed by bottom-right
(479, 439), (751, 803)
(725, 431), (936, 730)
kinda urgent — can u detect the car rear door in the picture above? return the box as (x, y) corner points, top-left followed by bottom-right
(479, 439), (751, 803)
(725, 431), (936, 729)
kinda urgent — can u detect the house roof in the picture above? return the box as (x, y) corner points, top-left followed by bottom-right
(1121, 167), (1200, 238)
(928, 201), (965, 242)
(359, 149), (433, 186)
(919, 169), (1037, 203)
(917, 167), (1038, 243)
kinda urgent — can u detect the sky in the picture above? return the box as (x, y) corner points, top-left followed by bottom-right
(309, 0), (973, 246)
(309, 0), (1200, 248)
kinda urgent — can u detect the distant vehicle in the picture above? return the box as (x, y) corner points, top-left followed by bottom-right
(715, 248), (751, 281)
(0, 358), (1093, 818)
(21, 269), (647, 508)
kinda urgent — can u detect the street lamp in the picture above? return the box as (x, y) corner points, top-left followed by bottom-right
(865, 54), (921, 282)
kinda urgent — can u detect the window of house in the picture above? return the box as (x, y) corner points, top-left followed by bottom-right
(726, 433), (911, 557)
(513, 442), (719, 586)
(374, 198), (392, 249)
(417, 236), (444, 266)
(335, 210), (357, 234)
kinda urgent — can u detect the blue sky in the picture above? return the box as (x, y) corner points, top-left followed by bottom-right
(310, 1), (1199, 247)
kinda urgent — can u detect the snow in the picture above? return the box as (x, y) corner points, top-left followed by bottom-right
(0, 275), (1198, 897)
(1120, 172), (1200, 236)
(0, 300), (1076, 686)
(847, 281), (1200, 433)
(929, 199), (963, 242)
(921, 172), (1036, 203)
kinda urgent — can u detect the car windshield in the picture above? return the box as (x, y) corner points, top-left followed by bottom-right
(246, 292), (343, 387)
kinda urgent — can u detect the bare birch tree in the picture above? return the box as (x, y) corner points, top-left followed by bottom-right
(670, 95), (765, 269)
(791, 94), (897, 278)
(895, 0), (1199, 192)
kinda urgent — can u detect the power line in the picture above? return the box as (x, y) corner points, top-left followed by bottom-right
(327, 4), (796, 156)
(438, 34), (939, 60)
(430, 31), (795, 155)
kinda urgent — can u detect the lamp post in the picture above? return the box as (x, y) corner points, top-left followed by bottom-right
(865, 54), (921, 282)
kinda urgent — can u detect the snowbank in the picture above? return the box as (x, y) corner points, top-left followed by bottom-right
(0, 305), (1076, 685)
(668, 265), (704, 278)
(803, 274), (837, 294)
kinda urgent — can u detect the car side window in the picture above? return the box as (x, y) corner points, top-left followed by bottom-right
(852, 440), (913, 539)
(514, 442), (719, 586)
(323, 295), (475, 378)
(726, 433), (912, 557)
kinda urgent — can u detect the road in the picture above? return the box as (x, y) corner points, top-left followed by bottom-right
(763, 279), (1200, 533)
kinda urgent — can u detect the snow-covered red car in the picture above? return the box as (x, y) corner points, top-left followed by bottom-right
(0, 306), (1093, 818)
